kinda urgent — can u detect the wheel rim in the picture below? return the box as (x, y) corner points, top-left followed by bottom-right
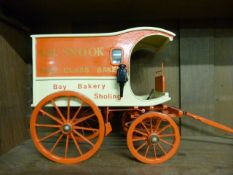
(127, 112), (180, 164)
(30, 91), (105, 164)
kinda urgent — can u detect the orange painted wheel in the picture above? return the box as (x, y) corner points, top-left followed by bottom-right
(127, 112), (180, 164)
(30, 91), (105, 164)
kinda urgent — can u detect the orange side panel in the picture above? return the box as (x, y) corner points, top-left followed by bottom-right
(35, 30), (172, 77)
(36, 37), (119, 77)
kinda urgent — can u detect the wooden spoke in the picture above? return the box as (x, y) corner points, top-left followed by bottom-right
(140, 121), (150, 134)
(154, 118), (162, 131)
(40, 130), (61, 142)
(133, 129), (148, 137)
(132, 136), (147, 142)
(157, 124), (171, 134)
(74, 126), (99, 132)
(159, 134), (175, 138)
(73, 130), (94, 147)
(50, 134), (63, 153)
(80, 108), (91, 116)
(73, 113), (96, 125)
(150, 118), (153, 132)
(35, 124), (61, 128)
(87, 117), (98, 123)
(157, 143), (167, 155)
(85, 121), (95, 134)
(71, 103), (83, 122)
(136, 141), (147, 151)
(71, 133), (83, 155)
(144, 145), (150, 157)
(153, 145), (157, 158)
(65, 135), (69, 158)
(51, 100), (66, 122)
(160, 139), (173, 146)
(39, 109), (63, 125)
(67, 96), (70, 121)
(81, 127), (85, 136)
(76, 121), (100, 141)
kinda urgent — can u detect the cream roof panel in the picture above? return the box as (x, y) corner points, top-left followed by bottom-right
(31, 27), (175, 40)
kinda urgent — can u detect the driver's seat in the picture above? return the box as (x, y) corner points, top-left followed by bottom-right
(155, 63), (166, 92)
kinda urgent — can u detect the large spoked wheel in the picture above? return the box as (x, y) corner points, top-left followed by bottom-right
(30, 91), (105, 164)
(127, 112), (180, 164)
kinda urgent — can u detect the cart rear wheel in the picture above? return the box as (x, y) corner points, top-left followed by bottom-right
(30, 91), (105, 164)
(127, 112), (180, 164)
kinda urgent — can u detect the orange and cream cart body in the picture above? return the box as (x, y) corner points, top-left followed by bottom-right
(30, 27), (233, 165)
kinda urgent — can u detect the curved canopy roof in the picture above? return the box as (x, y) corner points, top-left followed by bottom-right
(31, 27), (175, 40)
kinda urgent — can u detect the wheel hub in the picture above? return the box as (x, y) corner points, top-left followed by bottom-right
(149, 134), (159, 144)
(62, 123), (72, 134)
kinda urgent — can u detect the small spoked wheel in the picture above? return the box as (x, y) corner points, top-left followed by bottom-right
(127, 112), (180, 164)
(30, 91), (105, 164)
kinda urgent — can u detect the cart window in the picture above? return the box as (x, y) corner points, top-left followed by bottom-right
(111, 49), (122, 64)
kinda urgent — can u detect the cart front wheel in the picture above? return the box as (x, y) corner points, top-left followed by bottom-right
(30, 91), (105, 164)
(127, 112), (180, 164)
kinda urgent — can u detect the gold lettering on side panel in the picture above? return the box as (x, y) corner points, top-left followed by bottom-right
(62, 47), (104, 57)
(96, 66), (118, 73)
(96, 48), (104, 56)
(38, 48), (57, 57)
(39, 68), (57, 75)
(63, 67), (90, 73)
(38, 47), (105, 58)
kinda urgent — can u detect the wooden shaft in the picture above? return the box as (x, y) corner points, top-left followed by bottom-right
(185, 112), (233, 134)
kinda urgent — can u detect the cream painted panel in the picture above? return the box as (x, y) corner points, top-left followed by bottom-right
(32, 78), (170, 107)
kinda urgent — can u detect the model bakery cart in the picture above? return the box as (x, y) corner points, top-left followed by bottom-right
(30, 27), (233, 164)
